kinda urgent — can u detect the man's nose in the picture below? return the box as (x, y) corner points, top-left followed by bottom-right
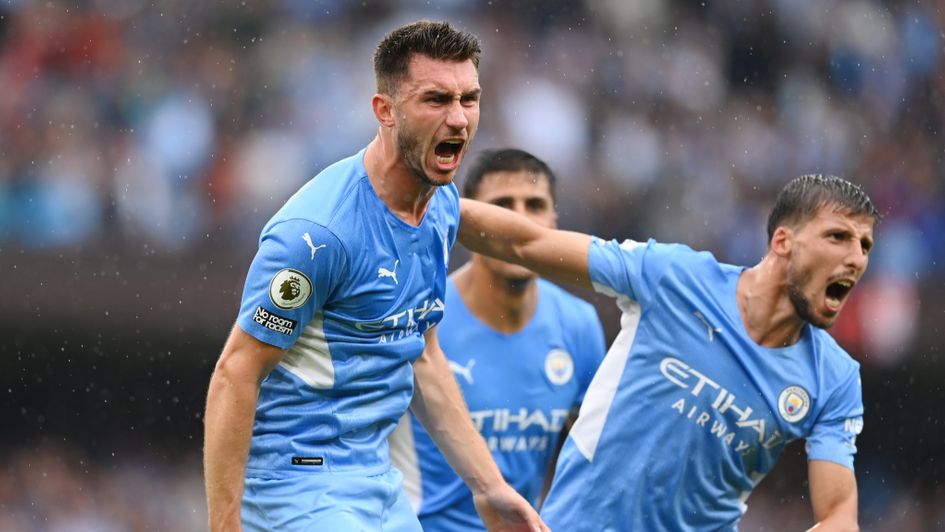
(846, 244), (868, 273)
(445, 100), (469, 129)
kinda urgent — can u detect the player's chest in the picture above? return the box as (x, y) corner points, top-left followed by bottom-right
(640, 302), (821, 458)
(443, 322), (580, 417)
(453, 354), (577, 445)
(655, 353), (812, 459)
(331, 223), (450, 327)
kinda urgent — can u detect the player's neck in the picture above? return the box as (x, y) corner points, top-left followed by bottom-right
(453, 262), (538, 334)
(737, 259), (806, 348)
(364, 135), (436, 226)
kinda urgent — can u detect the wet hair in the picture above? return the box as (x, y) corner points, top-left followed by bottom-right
(462, 148), (558, 202)
(766, 174), (881, 242)
(373, 20), (481, 95)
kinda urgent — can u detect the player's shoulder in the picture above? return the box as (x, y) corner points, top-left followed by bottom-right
(270, 150), (368, 228)
(251, 217), (350, 281)
(631, 238), (728, 280)
(656, 239), (720, 265)
(808, 327), (861, 380)
(599, 237), (716, 266)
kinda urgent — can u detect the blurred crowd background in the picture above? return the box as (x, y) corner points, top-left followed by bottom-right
(1, 0), (943, 530)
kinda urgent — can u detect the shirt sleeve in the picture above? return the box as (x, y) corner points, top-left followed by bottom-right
(587, 237), (693, 307)
(805, 367), (864, 470)
(236, 219), (347, 349)
(572, 303), (607, 406)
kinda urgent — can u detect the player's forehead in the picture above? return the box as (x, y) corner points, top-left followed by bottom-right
(474, 170), (552, 200)
(401, 54), (480, 95)
(804, 204), (875, 237)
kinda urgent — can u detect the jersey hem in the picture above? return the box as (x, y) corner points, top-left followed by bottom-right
(246, 462), (391, 479)
(805, 454), (855, 471)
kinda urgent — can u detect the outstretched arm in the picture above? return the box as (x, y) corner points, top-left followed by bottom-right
(806, 460), (859, 532)
(411, 327), (548, 532)
(204, 325), (286, 532)
(460, 197), (593, 288)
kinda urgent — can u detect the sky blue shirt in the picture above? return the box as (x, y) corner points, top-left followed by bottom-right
(390, 277), (605, 531)
(236, 149), (459, 478)
(540, 238), (864, 531)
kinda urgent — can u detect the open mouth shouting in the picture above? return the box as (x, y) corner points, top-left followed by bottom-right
(824, 278), (855, 312)
(434, 139), (465, 170)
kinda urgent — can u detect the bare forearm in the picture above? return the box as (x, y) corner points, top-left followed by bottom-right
(411, 352), (503, 494)
(459, 198), (544, 264)
(412, 329), (547, 530)
(204, 368), (260, 530)
(459, 198), (592, 287)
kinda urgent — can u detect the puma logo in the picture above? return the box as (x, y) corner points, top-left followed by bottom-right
(377, 260), (399, 285)
(693, 311), (722, 342)
(449, 359), (476, 385)
(302, 233), (326, 260)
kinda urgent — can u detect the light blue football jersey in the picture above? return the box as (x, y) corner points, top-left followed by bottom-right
(236, 148), (458, 478)
(389, 277), (605, 531)
(540, 238), (864, 531)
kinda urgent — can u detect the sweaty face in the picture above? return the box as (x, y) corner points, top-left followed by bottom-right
(782, 206), (874, 329)
(391, 55), (481, 187)
(472, 170), (557, 286)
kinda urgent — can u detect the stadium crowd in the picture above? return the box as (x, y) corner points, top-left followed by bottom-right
(2, 0), (943, 530)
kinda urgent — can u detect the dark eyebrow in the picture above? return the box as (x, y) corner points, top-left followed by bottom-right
(420, 87), (481, 98)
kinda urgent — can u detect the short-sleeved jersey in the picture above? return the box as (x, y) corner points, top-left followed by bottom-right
(236, 149), (459, 478)
(388, 277), (605, 531)
(540, 238), (864, 531)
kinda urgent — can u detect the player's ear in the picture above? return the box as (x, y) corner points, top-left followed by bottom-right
(770, 225), (793, 258)
(372, 93), (396, 128)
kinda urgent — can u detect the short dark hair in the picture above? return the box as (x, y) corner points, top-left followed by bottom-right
(462, 148), (558, 202)
(373, 20), (481, 95)
(767, 174), (881, 242)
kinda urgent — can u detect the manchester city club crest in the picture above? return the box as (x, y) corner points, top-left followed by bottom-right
(269, 268), (313, 309)
(777, 385), (811, 423)
(544, 349), (574, 386)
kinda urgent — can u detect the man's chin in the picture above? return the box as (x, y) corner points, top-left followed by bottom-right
(416, 168), (455, 187)
(806, 312), (838, 330)
(501, 271), (537, 291)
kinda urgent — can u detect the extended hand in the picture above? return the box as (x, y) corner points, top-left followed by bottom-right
(473, 483), (551, 532)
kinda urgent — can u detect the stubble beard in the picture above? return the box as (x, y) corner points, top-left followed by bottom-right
(786, 262), (831, 330)
(500, 268), (535, 293)
(396, 123), (442, 188)
(476, 255), (535, 293)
